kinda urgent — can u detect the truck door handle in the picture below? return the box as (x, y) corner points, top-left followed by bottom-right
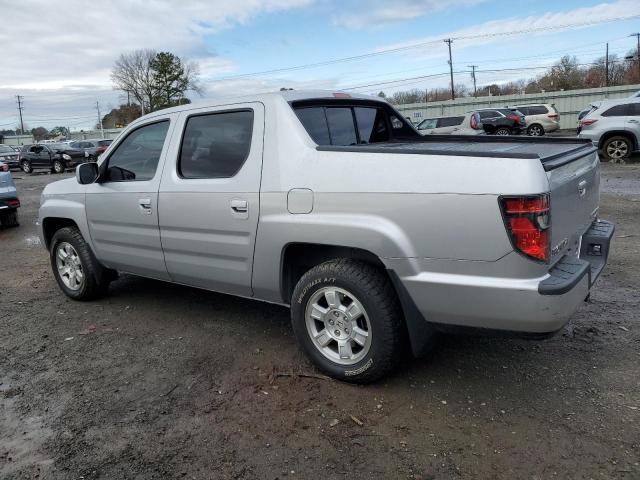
(138, 198), (152, 214)
(230, 199), (248, 213)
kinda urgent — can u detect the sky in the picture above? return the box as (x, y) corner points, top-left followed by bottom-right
(1, 0), (639, 131)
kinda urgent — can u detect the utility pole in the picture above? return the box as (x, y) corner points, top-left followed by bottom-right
(444, 38), (455, 101)
(96, 101), (105, 139)
(15, 95), (25, 135)
(605, 43), (609, 87)
(468, 65), (478, 97)
(632, 33), (640, 81)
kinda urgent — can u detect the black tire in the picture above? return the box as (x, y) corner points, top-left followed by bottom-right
(21, 160), (33, 174)
(0, 210), (19, 228)
(52, 159), (65, 174)
(494, 127), (511, 136)
(291, 259), (407, 383)
(50, 226), (112, 300)
(602, 135), (632, 162)
(527, 124), (545, 136)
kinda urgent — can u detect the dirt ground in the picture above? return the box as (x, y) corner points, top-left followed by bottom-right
(1, 162), (639, 480)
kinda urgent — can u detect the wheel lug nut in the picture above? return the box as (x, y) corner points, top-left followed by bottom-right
(328, 319), (334, 325)
(334, 330), (340, 336)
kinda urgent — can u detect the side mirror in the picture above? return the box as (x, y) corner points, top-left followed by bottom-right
(76, 162), (99, 184)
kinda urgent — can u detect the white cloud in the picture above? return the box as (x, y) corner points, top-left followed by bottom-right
(375, 0), (640, 56)
(0, 0), (313, 128)
(333, 0), (485, 29)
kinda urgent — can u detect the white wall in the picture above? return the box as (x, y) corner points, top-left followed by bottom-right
(394, 84), (640, 130)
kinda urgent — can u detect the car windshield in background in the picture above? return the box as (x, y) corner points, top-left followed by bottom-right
(0, 145), (15, 153)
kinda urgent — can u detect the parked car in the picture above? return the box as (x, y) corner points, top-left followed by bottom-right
(69, 139), (114, 160)
(0, 144), (20, 169)
(475, 108), (526, 135)
(577, 98), (640, 162)
(38, 90), (613, 383)
(416, 112), (484, 135)
(510, 104), (559, 136)
(0, 161), (20, 227)
(20, 143), (86, 174)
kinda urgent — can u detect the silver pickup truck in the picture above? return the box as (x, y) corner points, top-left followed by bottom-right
(38, 90), (614, 382)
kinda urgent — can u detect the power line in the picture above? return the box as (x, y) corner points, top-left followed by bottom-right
(210, 14), (640, 82)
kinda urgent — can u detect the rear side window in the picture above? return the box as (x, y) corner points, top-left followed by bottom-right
(436, 116), (464, 127)
(325, 108), (357, 146)
(295, 104), (394, 146)
(516, 107), (529, 115)
(602, 104), (630, 117)
(105, 120), (169, 182)
(354, 107), (390, 143)
(630, 103), (640, 116)
(295, 108), (331, 145)
(529, 105), (549, 115)
(179, 110), (253, 179)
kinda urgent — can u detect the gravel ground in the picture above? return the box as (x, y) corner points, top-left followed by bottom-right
(1, 162), (639, 480)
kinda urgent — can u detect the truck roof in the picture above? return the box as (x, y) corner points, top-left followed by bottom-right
(140, 90), (382, 119)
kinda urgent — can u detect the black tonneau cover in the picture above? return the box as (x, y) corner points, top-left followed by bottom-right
(316, 135), (597, 171)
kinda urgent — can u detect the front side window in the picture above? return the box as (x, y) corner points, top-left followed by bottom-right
(417, 119), (437, 130)
(179, 110), (253, 179)
(104, 120), (169, 182)
(479, 111), (499, 120)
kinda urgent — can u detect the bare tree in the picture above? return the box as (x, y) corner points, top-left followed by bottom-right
(111, 49), (157, 115)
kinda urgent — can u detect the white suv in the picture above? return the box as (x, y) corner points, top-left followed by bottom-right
(416, 112), (484, 135)
(578, 98), (640, 162)
(510, 104), (560, 136)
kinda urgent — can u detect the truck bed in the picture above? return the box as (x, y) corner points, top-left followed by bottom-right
(317, 135), (597, 171)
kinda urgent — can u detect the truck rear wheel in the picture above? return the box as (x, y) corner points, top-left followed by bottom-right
(50, 226), (112, 300)
(291, 259), (406, 383)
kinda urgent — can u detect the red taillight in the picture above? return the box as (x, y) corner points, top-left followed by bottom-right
(508, 114), (522, 125)
(500, 194), (550, 262)
(470, 114), (479, 129)
(579, 119), (597, 126)
(7, 199), (20, 208)
(96, 146), (107, 153)
(548, 113), (559, 119)
(0, 163), (8, 172)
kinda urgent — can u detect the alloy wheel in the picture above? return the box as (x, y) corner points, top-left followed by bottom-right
(305, 287), (372, 365)
(55, 242), (85, 291)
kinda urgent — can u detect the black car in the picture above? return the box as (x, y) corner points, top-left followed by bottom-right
(476, 108), (527, 135)
(20, 143), (86, 174)
(69, 139), (113, 160)
(0, 144), (20, 169)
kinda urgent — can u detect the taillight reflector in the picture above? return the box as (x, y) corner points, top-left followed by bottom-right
(579, 119), (597, 126)
(470, 114), (479, 130)
(7, 199), (20, 208)
(548, 113), (559, 119)
(508, 114), (522, 125)
(0, 163), (8, 172)
(500, 194), (550, 262)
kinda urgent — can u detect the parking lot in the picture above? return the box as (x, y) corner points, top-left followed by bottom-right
(1, 163), (639, 480)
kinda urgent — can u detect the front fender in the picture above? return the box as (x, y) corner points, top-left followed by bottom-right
(38, 194), (93, 252)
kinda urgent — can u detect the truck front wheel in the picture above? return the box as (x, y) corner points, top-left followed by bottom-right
(291, 259), (406, 383)
(50, 226), (113, 300)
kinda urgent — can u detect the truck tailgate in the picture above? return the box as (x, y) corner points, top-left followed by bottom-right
(547, 149), (600, 264)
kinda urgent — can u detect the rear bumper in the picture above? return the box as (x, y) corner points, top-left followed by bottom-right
(396, 219), (614, 337)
